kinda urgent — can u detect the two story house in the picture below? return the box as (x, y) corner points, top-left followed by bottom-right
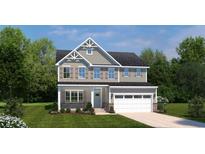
(56, 37), (158, 113)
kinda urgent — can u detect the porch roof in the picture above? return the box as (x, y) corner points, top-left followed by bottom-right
(57, 82), (154, 86)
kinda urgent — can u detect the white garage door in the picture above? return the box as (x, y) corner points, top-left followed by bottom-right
(114, 94), (152, 112)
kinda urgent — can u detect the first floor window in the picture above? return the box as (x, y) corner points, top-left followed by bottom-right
(123, 68), (129, 77)
(108, 68), (115, 79)
(78, 67), (86, 79)
(136, 68), (142, 76)
(64, 67), (70, 78)
(71, 91), (78, 102)
(94, 68), (100, 79)
(66, 91), (70, 102)
(65, 90), (84, 103)
(79, 91), (83, 101)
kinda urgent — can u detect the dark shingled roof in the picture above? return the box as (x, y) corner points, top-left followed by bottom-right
(56, 49), (147, 66)
(108, 51), (147, 66)
(58, 82), (154, 86)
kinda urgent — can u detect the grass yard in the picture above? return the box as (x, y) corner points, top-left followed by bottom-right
(165, 103), (205, 123)
(0, 102), (150, 128)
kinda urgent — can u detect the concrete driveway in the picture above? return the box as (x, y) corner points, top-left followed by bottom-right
(119, 112), (205, 128)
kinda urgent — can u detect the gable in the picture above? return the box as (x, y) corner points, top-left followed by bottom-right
(77, 47), (118, 65)
(57, 50), (91, 66)
(55, 37), (121, 66)
(77, 38), (120, 65)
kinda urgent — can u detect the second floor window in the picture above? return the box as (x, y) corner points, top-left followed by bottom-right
(78, 67), (86, 79)
(64, 67), (70, 78)
(108, 68), (115, 79)
(123, 68), (129, 77)
(136, 68), (142, 76)
(94, 68), (100, 79)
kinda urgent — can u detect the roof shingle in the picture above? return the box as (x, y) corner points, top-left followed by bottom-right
(56, 49), (147, 66)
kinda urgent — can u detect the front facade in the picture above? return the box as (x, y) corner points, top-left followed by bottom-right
(56, 37), (158, 113)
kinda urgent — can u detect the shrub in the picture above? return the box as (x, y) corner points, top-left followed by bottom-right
(188, 96), (204, 117)
(76, 108), (81, 113)
(52, 102), (58, 111)
(157, 96), (169, 113)
(0, 115), (28, 128)
(4, 97), (23, 117)
(66, 108), (71, 113)
(83, 102), (92, 111)
(60, 108), (65, 113)
(157, 96), (169, 104)
(90, 108), (95, 115)
(109, 106), (115, 113)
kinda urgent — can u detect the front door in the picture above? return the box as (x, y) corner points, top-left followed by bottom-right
(94, 89), (101, 108)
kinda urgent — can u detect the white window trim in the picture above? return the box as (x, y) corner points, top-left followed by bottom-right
(123, 68), (129, 77)
(93, 67), (101, 80)
(78, 66), (86, 79)
(86, 48), (93, 55)
(65, 90), (84, 103)
(136, 68), (142, 77)
(108, 68), (115, 80)
(63, 66), (71, 79)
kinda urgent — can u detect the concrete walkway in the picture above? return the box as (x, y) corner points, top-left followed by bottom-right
(119, 112), (205, 128)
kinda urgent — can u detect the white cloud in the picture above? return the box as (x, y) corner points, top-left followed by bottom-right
(49, 26), (115, 40)
(113, 37), (153, 49)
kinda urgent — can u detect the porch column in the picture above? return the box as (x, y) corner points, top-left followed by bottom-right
(58, 86), (61, 111)
(108, 87), (111, 104)
(155, 88), (158, 103)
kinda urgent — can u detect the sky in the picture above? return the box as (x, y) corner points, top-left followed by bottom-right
(1, 25), (205, 59)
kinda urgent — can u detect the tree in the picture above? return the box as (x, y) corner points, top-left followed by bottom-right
(188, 96), (204, 117)
(0, 27), (29, 99)
(23, 38), (56, 102)
(177, 36), (205, 63)
(176, 62), (205, 101)
(140, 49), (175, 102)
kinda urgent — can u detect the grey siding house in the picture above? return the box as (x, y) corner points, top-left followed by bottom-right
(56, 37), (158, 113)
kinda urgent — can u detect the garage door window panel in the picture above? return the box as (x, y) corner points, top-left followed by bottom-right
(115, 95), (124, 99)
(124, 95), (133, 99)
(143, 95), (151, 98)
(134, 95), (142, 99)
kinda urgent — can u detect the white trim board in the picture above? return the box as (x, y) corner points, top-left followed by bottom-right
(110, 86), (158, 89)
(90, 65), (150, 68)
(58, 84), (109, 87)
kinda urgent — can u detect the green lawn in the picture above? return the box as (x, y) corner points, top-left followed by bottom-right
(165, 103), (205, 123)
(0, 102), (150, 128)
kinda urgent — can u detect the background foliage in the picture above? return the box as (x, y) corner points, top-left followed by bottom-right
(0, 27), (56, 102)
(0, 27), (205, 103)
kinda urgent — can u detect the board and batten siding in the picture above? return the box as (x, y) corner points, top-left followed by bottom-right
(77, 47), (116, 65)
